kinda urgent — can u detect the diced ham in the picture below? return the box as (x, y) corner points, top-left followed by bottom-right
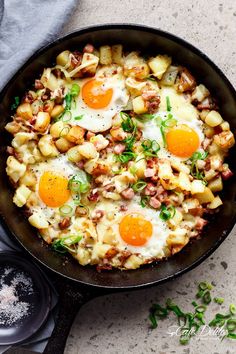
(91, 210), (104, 222)
(83, 44), (94, 53)
(196, 218), (208, 230)
(121, 188), (135, 200)
(144, 183), (157, 196)
(222, 168), (233, 180)
(114, 144), (126, 154)
(149, 196), (161, 209)
(144, 168), (155, 178)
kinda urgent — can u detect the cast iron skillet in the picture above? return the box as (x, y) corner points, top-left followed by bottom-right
(0, 24), (236, 354)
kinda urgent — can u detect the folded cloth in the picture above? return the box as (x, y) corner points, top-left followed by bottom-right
(0, 0), (78, 91)
(0, 0), (78, 352)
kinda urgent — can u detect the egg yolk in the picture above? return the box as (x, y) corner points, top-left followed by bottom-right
(82, 79), (113, 109)
(39, 171), (70, 207)
(166, 124), (200, 158)
(119, 213), (153, 246)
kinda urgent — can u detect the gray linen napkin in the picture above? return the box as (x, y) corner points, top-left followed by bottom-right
(0, 0), (78, 352)
(0, 0), (78, 90)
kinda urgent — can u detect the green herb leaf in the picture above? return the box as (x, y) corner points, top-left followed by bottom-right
(117, 151), (137, 164)
(166, 96), (172, 112)
(159, 204), (176, 221)
(132, 180), (147, 192)
(121, 112), (136, 133)
(70, 83), (80, 97)
(74, 115), (84, 120)
(214, 297), (225, 305)
(230, 304), (236, 315)
(52, 234), (82, 254)
(140, 195), (150, 208)
(141, 139), (160, 157)
(11, 96), (20, 110)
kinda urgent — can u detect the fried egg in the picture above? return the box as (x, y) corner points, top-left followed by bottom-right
(95, 199), (170, 259)
(69, 66), (129, 133)
(28, 155), (79, 219)
(142, 87), (204, 160)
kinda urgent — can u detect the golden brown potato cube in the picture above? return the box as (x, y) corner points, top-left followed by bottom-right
(16, 103), (33, 120)
(55, 137), (74, 153)
(205, 110), (223, 127)
(195, 187), (215, 204)
(148, 55), (171, 79)
(208, 177), (223, 192)
(214, 131), (235, 150)
(56, 50), (71, 67)
(34, 112), (50, 132)
(111, 45), (123, 65)
(51, 105), (64, 118)
(132, 96), (147, 114)
(66, 126), (85, 144)
(99, 45), (112, 65)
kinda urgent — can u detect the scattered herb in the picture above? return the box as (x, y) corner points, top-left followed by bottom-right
(74, 115), (84, 120)
(155, 114), (177, 147)
(141, 139), (160, 157)
(140, 195), (150, 208)
(214, 297), (225, 305)
(159, 204), (176, 221)
(230, 304), (236, 315)
(188, 151), (208, 183)
(132, 180), (147, 193)
(117, 151), (137, 164)
(68, 173), (90, 194)
(166, 96), (172, 112)
(52, 234), (82, 254)
(59, 204), (73, 216)
(136, 113), (155, 122)
(121, 112), (136, 133)
(11, 96), (20, 110)
(60, 83), (80, 121)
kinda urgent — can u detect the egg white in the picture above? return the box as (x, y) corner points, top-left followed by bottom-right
(68, 67), (129, 133)
(95, 198), (170, 259)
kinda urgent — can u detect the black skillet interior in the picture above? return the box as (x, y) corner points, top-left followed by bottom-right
(0, 24), (236, 289)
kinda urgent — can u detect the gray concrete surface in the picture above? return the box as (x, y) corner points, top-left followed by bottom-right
(63, 1), (236, 353)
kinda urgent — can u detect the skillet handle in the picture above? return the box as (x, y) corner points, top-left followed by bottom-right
(43, 278), (98, 354)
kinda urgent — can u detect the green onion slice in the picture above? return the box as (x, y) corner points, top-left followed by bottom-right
(59, 204), (73, 216)
(160, 204), (176, 221)
(132, 180), (147, 192)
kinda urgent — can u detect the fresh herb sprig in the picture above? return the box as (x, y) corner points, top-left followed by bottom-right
(116, 112), (138, 164)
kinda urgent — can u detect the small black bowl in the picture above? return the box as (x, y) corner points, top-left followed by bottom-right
(0, 251), (51, 345)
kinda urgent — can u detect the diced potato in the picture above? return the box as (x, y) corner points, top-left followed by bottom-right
(67, 146), (83, 163)
(220, 121), (230, 131)
(51, 105), (64, 118)
(77, 142), (98, 159)
(204, 169), (218, 181)
(191, 180), (205, 194)
(55, 137), (74, 152)
(43, 100), (55, 114)
(214, 131), (235, 150)
(132, 96), (147, 114)
(124, 52), (150, 79)
(205, 110), (223, 127)
(125, 77), (146, 96)
(168, 209), (183, 229)
(99, 45), (112, 65)
(124, 255), (143, 269)
(56, 50), (71, 67)
(6, 156), (26, 183)
(148, 55), (171, 79)
(41, 68), (59, 91)
(20, 171), (37, 187)
(129, 154), (146, 178)
(208, 196), (223, 209)
(208, 176), (223, 192)
(160, 65), (178, 86)
(178, 172), (191, 191)
(79, 53), (99, 76)
(66, 126), (85, 144)
(38, 135), (59, 157)
(195, 186), (215, 204)
(75, 248), (91, 266)
(111, 45), (123, 65)
(167, 228), (188, 254)
(5, 121), (20, 135)
(13, 185), (31, 207)
(90, 134), (109, 151)
(31, 99), (43, 115)
(102, 191), (121, 200)
(28, 211), (49, 229)
(16, 103), (33, 120)
(91, 243), (111, 261)
(204, 126), (215, 138)
(210, 155), (222, 170)
(182, 198), (200, 212)
(199, 109), (210, 122)
(158, 159), (174, 179)
(191, 84), (209, 102)
(34, 112), (50, 132)
(12, 132), (35, 148)
(208, 142), (221, 156)
(50, 121), (66, 138)
(171, 160), (190, 174)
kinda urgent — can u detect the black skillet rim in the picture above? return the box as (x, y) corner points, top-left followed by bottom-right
(0, 23), (236, 290)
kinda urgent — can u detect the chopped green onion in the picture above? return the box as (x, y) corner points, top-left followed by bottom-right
(159, 204), (176, 221)
(230, 304), (236, 315)
(227, 333), (236, 339)
(199, 281), (213, 290)
(132, 180), (147, 192)
(137, 113), (155, 121)
(70, 83), (80, 97)
(124, 133), (136, 150)
(179, 334), (190, 345)
(166, 96), (172, 112)
(59, 204), (73, 216)
(147, 76), (156, 82)
(117, 151), (136, 164)
(155, 114), (177, 147)
(202, 291), (212, 304)
(226, 319), (236, 333)
(166, 299), (185, 317)
(121, 112), (136, 133)
(188, 152), (208, 183)
(140, 195), (150, 208)
(59, 126), (70, 137)
(52, 234), (82, 254)
(74, 115), (84, 120)
(214, 297), (224, 305)
(68, 172), (90, 194)
(11, 96), (20, 110)
(141, 139), (160, 157)
(192, 301), (198, 307)
(195, 305), (207, 313)
(61, 111), (72, 122)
